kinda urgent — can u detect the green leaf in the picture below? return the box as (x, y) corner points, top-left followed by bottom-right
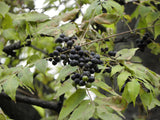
(140, 89), (153, 108)
(111, 65), (124, 76)
(0, 1), (10, 17)
(3, 75), (19, 100)
(69, 100), (95, 120)
(35, 59), (47, 74)
(148, 42), (160, 55)
(138, 5), (152, 18)
(96, 105), (122, 120)
(22, 12), (49, 22)
(0, 113), (7, 120)
(60, 23), (77, 36)
(93, 81), (118, 96)
(27, 55), (40, 64)
(2, 28), (19, 40)
(57, 65), (78, 81)
(146, 12), (160, 25)
(154, 19), (160, 39)
(116, 48), (138, 60)
(2, 14), (13, 29)
(90, 88), (106, 98)
(94, 13), (119, 24)
(58, 89), (86, 120)
(127, 79), (140, 105)
(83, 1), (99, 20)
(117, 71), (131, 91)
(55, 79), (73, 98)
(0, 42), (4, 55)
(18, 68), (34, 89)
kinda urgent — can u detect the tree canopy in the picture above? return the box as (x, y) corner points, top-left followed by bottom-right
(0, 0), (160, 120)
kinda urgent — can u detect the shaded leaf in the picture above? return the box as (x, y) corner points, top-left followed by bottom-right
(111, 65), (124, 76)
(0, 1), (10, 17)
(55, 79), (73, 98)
(0, 42), (3, 55)
(93, 81), (118, 96)
(57, 65), (78, 81)
(154, 19), (160, 39)
(3, 75), (19, 100)
(94, 13), (119, 24)
(127, 79), (140, 105)
(95, 96), (127, 111)
(18, 68), (34, 89)
(58, 89), (86, 120)
(69, 100), (95, 120)
(27, 55), (40, 64)
(35, 59), (47, 74)
(117, 71), (131, 91)
(62, 9), (79, 22)
(116, 48), (138, 60)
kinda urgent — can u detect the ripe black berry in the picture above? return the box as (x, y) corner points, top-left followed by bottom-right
(73, 54), (80, 60)
(88, 76), (95, 83)
(70, 60), (78, 66)
(60, 54), (66, 60)
(74, 45), (81, 51)
(56, 46), (62, 52)
(49, 58), (52, 61)
(54, 57), (60, 62)
(64, 37), (69, 42)
(67, 40), (73, 47)
(52, 60), (57, 65)
(60, 33), (65, 38)
(79, 80), (86, 86)
(55, 37), (63, 43)
(70, 49), (76, 54)
(78, 50), (84, 56)
(108, 51), (116, 56)
(53, 50), (59, 56)
(74, 78), (80, 84)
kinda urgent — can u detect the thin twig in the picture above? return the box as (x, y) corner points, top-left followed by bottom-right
(30, 45), (48, 55)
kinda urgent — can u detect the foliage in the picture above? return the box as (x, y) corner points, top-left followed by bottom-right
(0, 0), (160, 120)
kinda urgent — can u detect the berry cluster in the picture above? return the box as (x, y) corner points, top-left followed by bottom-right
(136, 33), (152, 52)
(49, 34), (104, 87)
(108, 51), (117, 57)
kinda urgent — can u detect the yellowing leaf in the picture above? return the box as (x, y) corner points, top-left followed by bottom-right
(62, 9), (79, 22)
(94, 13), (119, 24)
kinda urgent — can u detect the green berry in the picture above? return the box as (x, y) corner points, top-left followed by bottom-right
(86, 83), (92, 88)
(82, 75), (88, 81)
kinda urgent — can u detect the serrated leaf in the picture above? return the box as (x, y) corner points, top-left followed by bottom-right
(154, 19), (160, 39)
(95, 96), (127, 111)
(27, 55), (40, 64)
(116, 48), (138, 60)
(2, 28), (19, 40)
(18, 68), (34, 89)
(58, 89), (86, 120)
(3, 75), (19, 100)
(0, 1), (10, 17)
(61, 9), (79, 22)
(69, 100), (95, 120)
(35, 59), (47, 74)
(127, 79), (140, 105)
(96, 105), (122, 120)
(93, 81), (118, 96)
(117, 71), (131, 91)
(57, 65), (78, 81)
(55, 79), (73, 98)
(111, 65), (124, 76)
(94, 13), (119, 24)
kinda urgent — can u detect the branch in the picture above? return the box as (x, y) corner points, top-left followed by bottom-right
(0, 92), (60, 112)
(30, 45), (48, 55)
